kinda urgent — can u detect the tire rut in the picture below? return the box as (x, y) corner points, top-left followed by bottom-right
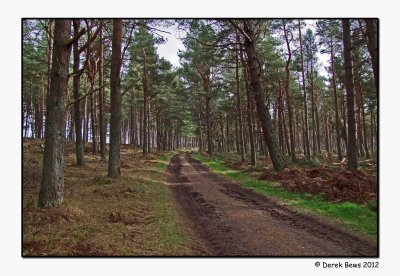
(168, 153), (377, 256)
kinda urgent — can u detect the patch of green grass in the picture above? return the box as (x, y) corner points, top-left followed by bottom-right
(157, 151), (177, 170)
(192, 152), (377, 238)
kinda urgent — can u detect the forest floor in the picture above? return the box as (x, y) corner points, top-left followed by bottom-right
(22, 139), (208, 256)
(168, 153), (377, 256)
(22, 139), (377, 256)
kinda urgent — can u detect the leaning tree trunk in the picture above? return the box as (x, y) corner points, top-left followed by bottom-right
(342, 19), (358, 170)
(107, 19), (122, 178)
(38, 19), (74, 207)
(238, 20), (286, 171)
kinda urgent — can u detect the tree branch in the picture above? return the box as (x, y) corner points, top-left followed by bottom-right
(187, 36), (244, 49)
(67, 84), (105, 107)
(121, 83), (136, 97)
(68, 64), (88, 78)
(64, 27), (86, 47)
(229, 20), (252, 42)
(78, 22), (101, 54)
(121, 23), (136, 64)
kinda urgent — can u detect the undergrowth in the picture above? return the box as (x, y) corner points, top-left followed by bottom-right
(23, 139), (194, 256)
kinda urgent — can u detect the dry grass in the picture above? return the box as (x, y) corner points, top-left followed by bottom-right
(22, 139), (197, 256)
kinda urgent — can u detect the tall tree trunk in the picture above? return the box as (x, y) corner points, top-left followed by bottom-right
(46, 19), (54, 99)
(330, 38), (342, 161)
(39, 19), (75, 207)
(309, 60), (316, 156)
(204, 78), (212, 156)
(107, 19), (122, 178)
(226, 114), (230, 152)
(281, 96), (291, 156)
(300, 110), (306, 155)
(90, 85), (97, 154)
(314, 81), (322, 154)
(340, 91), (348, 152)
(235, 33), (245, 161)
(323, 106), (331, 157)
(354, 70), (365, 157)
(283, 20), (296, 161)
(364, 19), (378, 93)
(98, 22), (106, 159)
(84, 97), (89, 145)
(298, 20), (311, 160)
(27, 79), (33, 137)
(198, 96), (203, 153)
(342, 19), (358, 170)
(142, 47), (149, 156)
(277, 81), (284, 152)
(243, 63), (256, 165)
(234, 109), (239, 153)
(238, 20), (286, 171)
(68, 111), (74, 142)
(40, 77), (45, 139)
(370, 108), (375, 154)
(360, 88), (370, 159)
(130, 89), (136, 147)
(72, 20), (85, 165)
(148, 101), (151, 153)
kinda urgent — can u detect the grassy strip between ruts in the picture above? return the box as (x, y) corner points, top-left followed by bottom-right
(23, 139), (194, 256)
(192, 152), (377, 239)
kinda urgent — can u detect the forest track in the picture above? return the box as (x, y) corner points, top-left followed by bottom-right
(167, 153), (377, 256)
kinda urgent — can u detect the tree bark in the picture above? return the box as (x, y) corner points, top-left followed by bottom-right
(342, 19), (358, 170)
(46, 19), (54, 99)
(309, 60), (316, 156)
(237, 20), (286, 171)
(282, 20), (296, 161)
(72, 20), (85, 165)
(38, 20), (73, 207)
(243, 62), (256, 165)
(323, 106), (331, 157)
(314, 81), (322, 154)
(98, 22), (106, 159)
(90, 84), (97, 154)
(107, 19), (122, 178)
(330, 38), (342, 160)
(235, 34), (245, 161)
(130, 89), (137, 147)
(364, 19), (378, 93)
(204, 73), (212, 156)
(142, 47), (149, 157)
(298, 20), (311, 160)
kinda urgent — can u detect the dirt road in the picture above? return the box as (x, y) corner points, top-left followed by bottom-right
(167, 153), (377, 256)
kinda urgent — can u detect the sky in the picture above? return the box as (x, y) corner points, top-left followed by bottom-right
(156, 25), (185, 68)
(156, 20), (330, 78)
